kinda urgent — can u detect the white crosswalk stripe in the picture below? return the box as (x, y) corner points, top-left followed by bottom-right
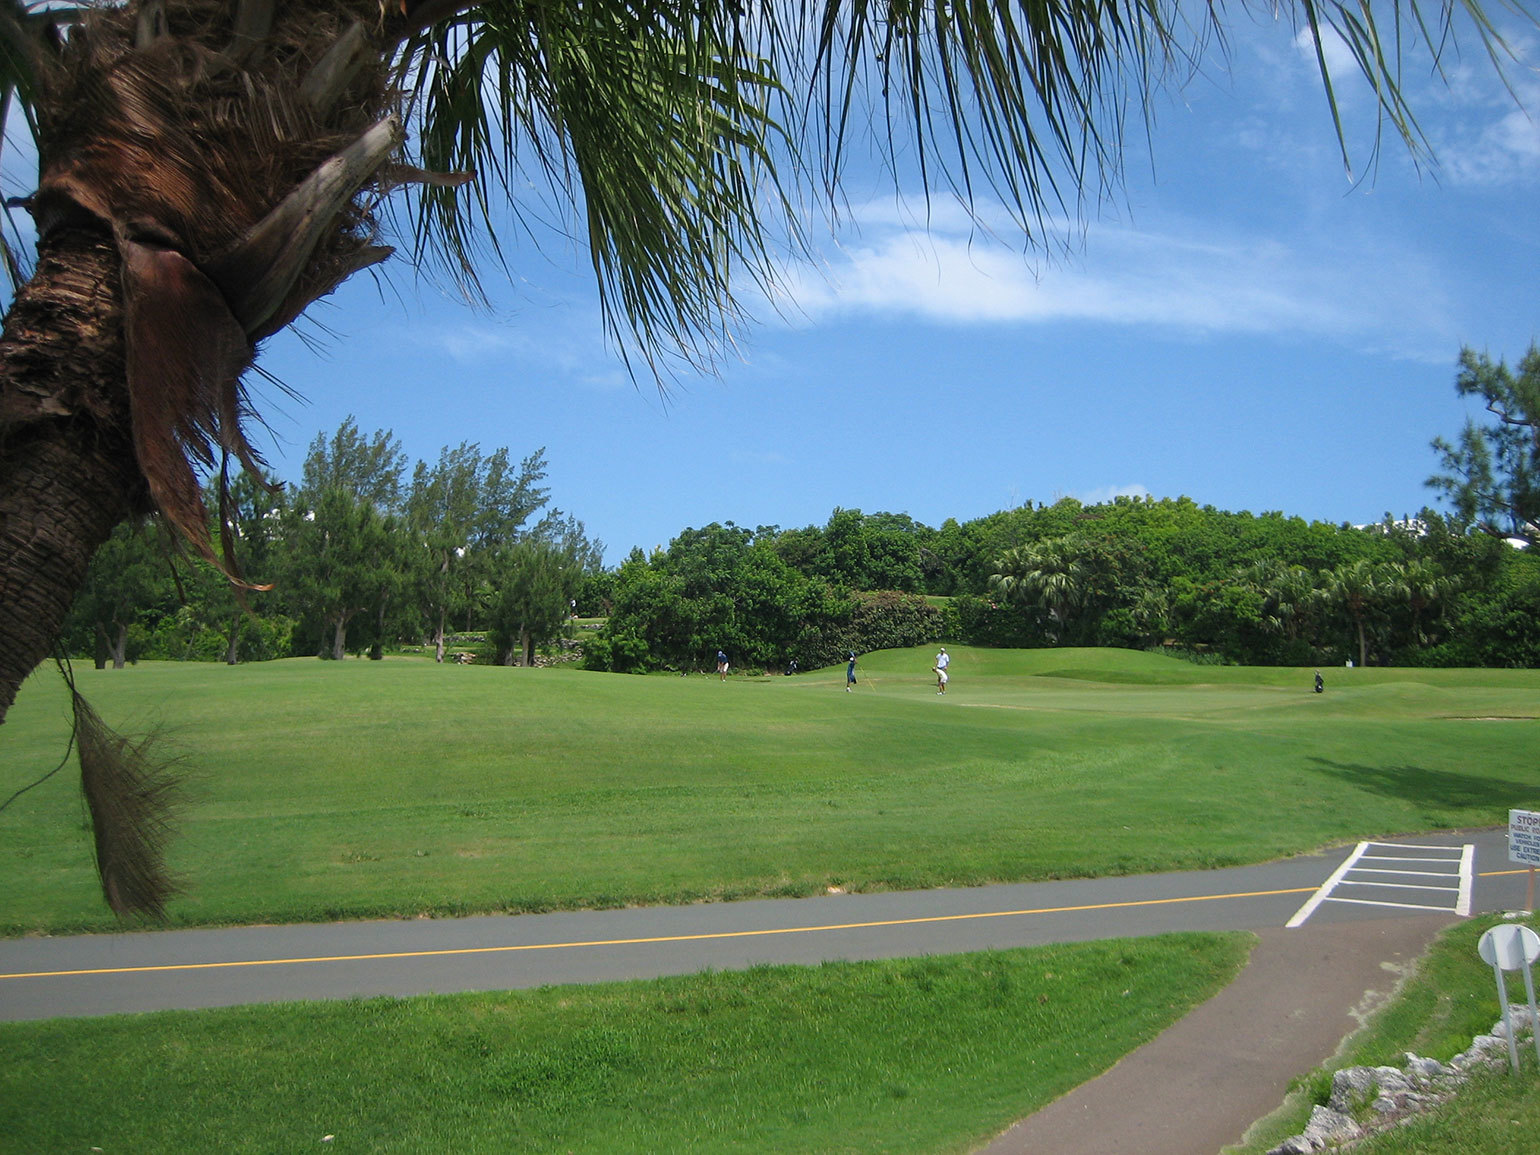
(1286, 841), (1473, 927)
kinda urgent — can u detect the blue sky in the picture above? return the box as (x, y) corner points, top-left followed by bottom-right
(124, 16), (1540, 562)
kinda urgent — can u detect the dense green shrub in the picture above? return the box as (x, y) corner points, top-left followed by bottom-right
(953, 595), (1042, 649)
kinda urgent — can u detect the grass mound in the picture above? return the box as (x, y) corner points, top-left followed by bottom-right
(3, 649), (1538, 934)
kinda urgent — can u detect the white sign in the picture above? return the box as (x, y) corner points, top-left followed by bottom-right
(1511, 809), (1540, 866)
(1478, 924), (1540, 970)
(1477, 923), (1540, 1075)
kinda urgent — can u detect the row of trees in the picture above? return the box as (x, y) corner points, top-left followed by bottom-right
(582, 523), (944, 674)
(70, 466), (1540, 676)
(970, 507), (1502, 667)
(63, 420), (604, 667)
(576, 498), (1540, 673)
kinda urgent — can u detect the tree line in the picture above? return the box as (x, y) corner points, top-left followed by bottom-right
(62, 419), (603, 668)
(580, 498), (1538, 673)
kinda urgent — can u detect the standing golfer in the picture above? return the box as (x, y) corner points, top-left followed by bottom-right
(846, 651), (857, 692)
(935, 647), (950, 694)
(717, 650), (729, 681)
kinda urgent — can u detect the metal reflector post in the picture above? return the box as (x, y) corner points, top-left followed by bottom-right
(1477, 924), (1540, 1075)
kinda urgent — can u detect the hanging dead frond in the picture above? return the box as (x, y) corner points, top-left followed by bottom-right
(119, 230), (262, 564)
(73, 689), (181, 919)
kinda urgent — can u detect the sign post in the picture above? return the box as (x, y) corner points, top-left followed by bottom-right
(1510, 809), (1540, 912)
(1477, 923), (1540, 1075)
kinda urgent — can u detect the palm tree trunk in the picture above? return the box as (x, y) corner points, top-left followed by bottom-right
(225, 614), (242, 665)
(0, 229), (141, 723)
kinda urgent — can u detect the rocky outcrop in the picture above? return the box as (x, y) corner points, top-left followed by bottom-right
(1265, 1008), (1536, 1153)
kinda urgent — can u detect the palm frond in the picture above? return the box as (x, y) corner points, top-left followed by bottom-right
(806, 0), (1198, 236)
(74, 688), (182, 920)
(397, 0), (797, 375)
(388, 0), (1535, 378)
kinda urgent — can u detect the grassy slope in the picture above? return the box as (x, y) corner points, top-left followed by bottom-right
(0, 933), (1251, 1153)
(3, 648), (1538, 934)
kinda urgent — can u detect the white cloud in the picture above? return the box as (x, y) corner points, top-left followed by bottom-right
(1293, 25), (1360, 87)
(770, 199), (1458, 360)
(433, 322), (524, 362)
(1293, 17), (1540, 188)
(1431, 77), (1540, 186)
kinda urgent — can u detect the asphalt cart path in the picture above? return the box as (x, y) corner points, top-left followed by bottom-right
(981, 827), (1529, 1155)
(1, 830), (1532, 1154)
(976, 913), (1455, 1155)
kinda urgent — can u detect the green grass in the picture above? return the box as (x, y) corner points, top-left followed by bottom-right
(3, 647), (1539, 934)
(1230, 913), (1540, 1155)
(0, 931), (1250, 1153)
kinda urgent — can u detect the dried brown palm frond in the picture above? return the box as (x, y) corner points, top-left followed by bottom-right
(73, 688), (182, 919)
(26, 1), (402, 576)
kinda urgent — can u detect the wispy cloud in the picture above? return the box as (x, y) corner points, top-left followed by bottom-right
(1439, 101), (1540, 184)
(1425, 42), (1540, 187)
(1290, 18), (1540, 187)
(771, 200), (1459, 360)
(1293, 25), (1362, 91)
(422, 312), (633, 393)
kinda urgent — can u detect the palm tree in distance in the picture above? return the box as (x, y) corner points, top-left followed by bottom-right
(1328, 558), (1405, 669)
(991, 537), (1094, 643)
(0, 1), (1533, 913)
(1241, 559), (1323, 648)
(1397, 558), (1457, 646)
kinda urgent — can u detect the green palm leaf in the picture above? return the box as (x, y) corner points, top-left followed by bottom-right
(397, 0), (796, 373)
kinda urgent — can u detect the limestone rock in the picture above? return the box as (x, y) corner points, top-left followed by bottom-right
(1302, 1104), (1361, 1146)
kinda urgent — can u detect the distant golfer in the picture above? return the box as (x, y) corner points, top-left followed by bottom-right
(1314, 669), (1324, 694)
(717, 650), (729, 681)
(935, 647), (950, 695)
(846, 651), (857, 692)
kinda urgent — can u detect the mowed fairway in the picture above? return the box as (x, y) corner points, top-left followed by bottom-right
(3, 648), (1539, 935)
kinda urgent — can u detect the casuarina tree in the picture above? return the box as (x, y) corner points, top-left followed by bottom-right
(0, 1), (1533, 914)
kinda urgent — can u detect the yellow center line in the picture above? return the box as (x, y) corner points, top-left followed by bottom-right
(1, 886), (1318, 982)
(10, 866), (1529, 984)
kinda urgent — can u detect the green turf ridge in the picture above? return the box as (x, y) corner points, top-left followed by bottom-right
(3, 647), (1539, 935)
(1228, 913), (1540, 1155)
(0, 931), (1251, 1153)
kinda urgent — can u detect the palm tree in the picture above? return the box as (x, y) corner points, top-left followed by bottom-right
(0, 1), (1530, 913)
(1241, 559), (1324, 646)
(1327, 558), (1405, 668)
(1397, 558), (1457, 645)
(991, 536), (1094, 642)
